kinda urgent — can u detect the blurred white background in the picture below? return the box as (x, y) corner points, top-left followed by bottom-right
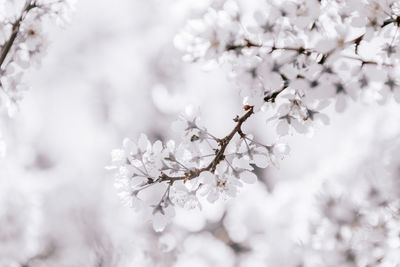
(1, 0), (400, 266)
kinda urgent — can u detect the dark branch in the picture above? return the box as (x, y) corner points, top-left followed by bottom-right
(0, 1), (37, 70)
(159, 107), (254, 184)
(225, 39), (261, 52)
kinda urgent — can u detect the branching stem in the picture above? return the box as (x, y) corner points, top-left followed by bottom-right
(158, 107), (254, 185)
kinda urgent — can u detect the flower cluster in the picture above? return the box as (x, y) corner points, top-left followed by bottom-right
(0, 0), (75, 116)
(297, 139), (400, 266)
(175, 0), (400, 136)
(108, 107), (289, 231)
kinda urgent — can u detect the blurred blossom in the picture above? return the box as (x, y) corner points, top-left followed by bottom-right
(0, 165), (42, 266)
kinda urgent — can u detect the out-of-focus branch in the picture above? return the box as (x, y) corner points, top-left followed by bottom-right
(0, 1), (37, 70)
(19, 243), (57, 267)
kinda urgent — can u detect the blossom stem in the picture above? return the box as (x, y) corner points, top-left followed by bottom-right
(342, 55), (393, 67)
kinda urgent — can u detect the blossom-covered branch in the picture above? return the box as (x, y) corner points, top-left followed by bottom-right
(0, 1), (36, 68)
(175, 0), (400, 134)
(109, 0), (400, 231)
(0, 0), (74, 116)
(109, 105), (289, 231)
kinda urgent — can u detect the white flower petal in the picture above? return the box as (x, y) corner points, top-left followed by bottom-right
(240, 171), (257, 184)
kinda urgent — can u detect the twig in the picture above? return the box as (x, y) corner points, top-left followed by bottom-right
(158, 107), (254, 184)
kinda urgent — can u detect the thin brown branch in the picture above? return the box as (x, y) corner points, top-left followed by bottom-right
(158, 106), (254, 184)
(264, 87), (286, 102)
(225, 39), (261, 52)
(341, 55), (393, 67)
